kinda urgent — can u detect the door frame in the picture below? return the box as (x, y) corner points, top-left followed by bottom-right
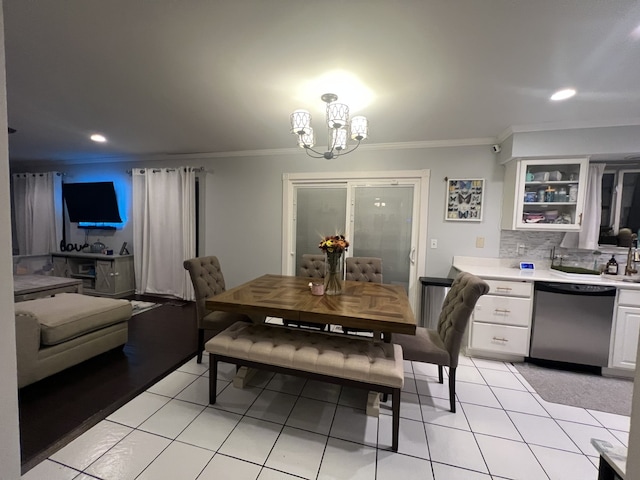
(282, 170), (430, 315)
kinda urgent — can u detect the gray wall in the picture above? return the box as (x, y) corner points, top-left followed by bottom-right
(12, 144), (504, 288)
(0, 2), (22, 476)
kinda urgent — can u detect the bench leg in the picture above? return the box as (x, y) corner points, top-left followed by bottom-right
(209, 354), (218, 404)
(392, 388), (400, 452)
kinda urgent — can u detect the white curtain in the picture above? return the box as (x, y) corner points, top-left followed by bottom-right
(132, 167), (196, 299)
(561, 163), (606, 250)
(12, 172), (63, 255)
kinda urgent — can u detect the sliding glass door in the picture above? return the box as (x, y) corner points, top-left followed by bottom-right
(283, 171), (429, 312)
(294, 185), (347, 273)
(350, 184), (415, 291)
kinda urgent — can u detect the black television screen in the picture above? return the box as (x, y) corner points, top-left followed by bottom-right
(62, 182), (122, 223)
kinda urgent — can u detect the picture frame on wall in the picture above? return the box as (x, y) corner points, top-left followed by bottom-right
(445, 178), (484, 221)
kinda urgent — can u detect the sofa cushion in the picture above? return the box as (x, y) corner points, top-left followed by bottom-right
(14, 293), (132, 346)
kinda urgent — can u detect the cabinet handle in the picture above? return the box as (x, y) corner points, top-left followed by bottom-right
(496, 286), (512, 292)
(578, 213), (582, 226)
(492, 337), (509, 343)
(494, 309), (511, 314)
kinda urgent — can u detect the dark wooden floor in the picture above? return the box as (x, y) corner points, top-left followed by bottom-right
(18, 295), (199, 473)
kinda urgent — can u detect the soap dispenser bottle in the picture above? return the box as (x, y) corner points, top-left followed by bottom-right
(606, 255), (619, 275)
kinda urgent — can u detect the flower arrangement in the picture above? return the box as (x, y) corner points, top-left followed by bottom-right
(319, 234), (349, 295)
(318, 234), (350, 254)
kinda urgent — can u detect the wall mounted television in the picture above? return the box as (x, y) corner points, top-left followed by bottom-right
(62, 181), (122, 223)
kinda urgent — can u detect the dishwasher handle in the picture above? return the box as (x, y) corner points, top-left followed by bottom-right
(534, 281), (617, 296)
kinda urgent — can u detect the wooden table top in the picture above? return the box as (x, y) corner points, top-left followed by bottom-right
(205, 274), (416, 335)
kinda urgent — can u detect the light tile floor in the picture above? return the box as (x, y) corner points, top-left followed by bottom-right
(22, 353), (630, 480)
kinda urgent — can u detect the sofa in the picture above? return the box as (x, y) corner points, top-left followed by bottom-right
(14, 293), (132, 388)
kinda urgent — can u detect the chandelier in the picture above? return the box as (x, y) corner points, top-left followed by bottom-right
(290, 93), (369, 160)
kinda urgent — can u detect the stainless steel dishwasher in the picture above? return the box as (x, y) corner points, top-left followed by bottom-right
(529, 282), (616, 368)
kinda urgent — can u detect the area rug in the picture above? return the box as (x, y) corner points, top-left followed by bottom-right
(514, 362), (633, 416)
(130, 300), (161, 316)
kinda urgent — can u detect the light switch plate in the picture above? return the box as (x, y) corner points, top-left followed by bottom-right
(519, 262), (535, 270)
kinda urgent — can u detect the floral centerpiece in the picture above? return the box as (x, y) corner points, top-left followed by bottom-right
(319, 234), (349, 295)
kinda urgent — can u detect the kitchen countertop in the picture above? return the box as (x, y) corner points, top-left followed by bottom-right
(452, 256), (640, 290)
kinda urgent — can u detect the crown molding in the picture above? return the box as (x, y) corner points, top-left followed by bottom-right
(10, 137), (498, 166)
(497, 118), (640, 144)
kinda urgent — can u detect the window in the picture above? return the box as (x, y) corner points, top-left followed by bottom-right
(600, 167), (640, 244)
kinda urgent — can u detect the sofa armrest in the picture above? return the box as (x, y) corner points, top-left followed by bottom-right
(15, 312), (41, 385)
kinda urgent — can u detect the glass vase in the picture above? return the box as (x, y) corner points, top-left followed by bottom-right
(324, 251), (344, 295)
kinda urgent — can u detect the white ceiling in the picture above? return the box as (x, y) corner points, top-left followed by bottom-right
(4, 0), (640, 163)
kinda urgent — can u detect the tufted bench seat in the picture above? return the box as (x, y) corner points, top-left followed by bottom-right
(206, 321), (404, 451)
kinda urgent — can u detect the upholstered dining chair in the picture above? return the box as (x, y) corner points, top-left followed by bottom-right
(393, 272), (489, 412)
(183, 256), (252, 363)
(343, 257), (383, 336)
(298, 254), (325, 278)
(284, 254), (328, 330)
(345, 256), (383, 283)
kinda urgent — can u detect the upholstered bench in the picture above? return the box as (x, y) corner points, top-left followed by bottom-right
(15, 293), (132, 387)
(205, 322), (404, 451)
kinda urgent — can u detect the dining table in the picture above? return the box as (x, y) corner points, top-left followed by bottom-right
(205, 273), (416, 416)
(205, 273), (417, 338)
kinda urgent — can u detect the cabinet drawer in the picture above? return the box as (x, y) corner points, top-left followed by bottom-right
(484, 279), (532, 298)
(473, 296), (531, 327)
(618, 289), (640, 307)
(470, 323), (530, 356)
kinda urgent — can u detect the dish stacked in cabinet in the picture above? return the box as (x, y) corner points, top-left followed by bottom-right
(609, 289), (640, 371)
(501, 157), (588, 231)
(467, 279), (533, 359)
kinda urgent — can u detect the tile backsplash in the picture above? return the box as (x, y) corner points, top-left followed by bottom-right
(499, 230), (631, 271)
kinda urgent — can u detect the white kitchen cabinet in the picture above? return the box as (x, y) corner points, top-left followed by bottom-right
(468, 279), (533, 358)
(609, 289), (640, 371)
(51, 252), (135, 298)
(501, 157), (589, 231)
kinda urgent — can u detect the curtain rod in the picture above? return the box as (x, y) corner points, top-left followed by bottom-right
(11, 171), (65, 177)
(126, 166), (206, 175)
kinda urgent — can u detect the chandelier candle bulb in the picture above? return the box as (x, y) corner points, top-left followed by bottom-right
(290, 109), (312, 135)
(326, 101), (349, 128)
(350, 116), (368, 140)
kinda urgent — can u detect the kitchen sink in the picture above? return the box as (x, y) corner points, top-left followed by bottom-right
(549, 265), (602, 280)
(550, 265), (600, 275)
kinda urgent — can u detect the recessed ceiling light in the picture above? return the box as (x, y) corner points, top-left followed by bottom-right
(90, 134), (107, 143)
(550, 89), (576, 101)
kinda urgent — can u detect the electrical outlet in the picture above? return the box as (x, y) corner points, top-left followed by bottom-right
(518, 244), (526, 255)
(430, 239), (438, 249)
(476, 237), (485, 248)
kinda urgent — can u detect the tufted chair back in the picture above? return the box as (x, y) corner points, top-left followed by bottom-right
(299, 254), (326, 278)
(392, 271), (488, 413)
(345, 257), (383, 283)
(436, 272), (489, 368)
(183, 256), (227, 326)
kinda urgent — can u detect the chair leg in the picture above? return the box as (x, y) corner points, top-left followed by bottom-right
(448, 367), (456, 413)
(209, 354), (218, 404)
(197, 328), (205, 364)
(391, 388), (400, 452)
(438, 365), (443, 384)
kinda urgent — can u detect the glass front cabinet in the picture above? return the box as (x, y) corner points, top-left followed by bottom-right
(501, 157), (589, 231)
